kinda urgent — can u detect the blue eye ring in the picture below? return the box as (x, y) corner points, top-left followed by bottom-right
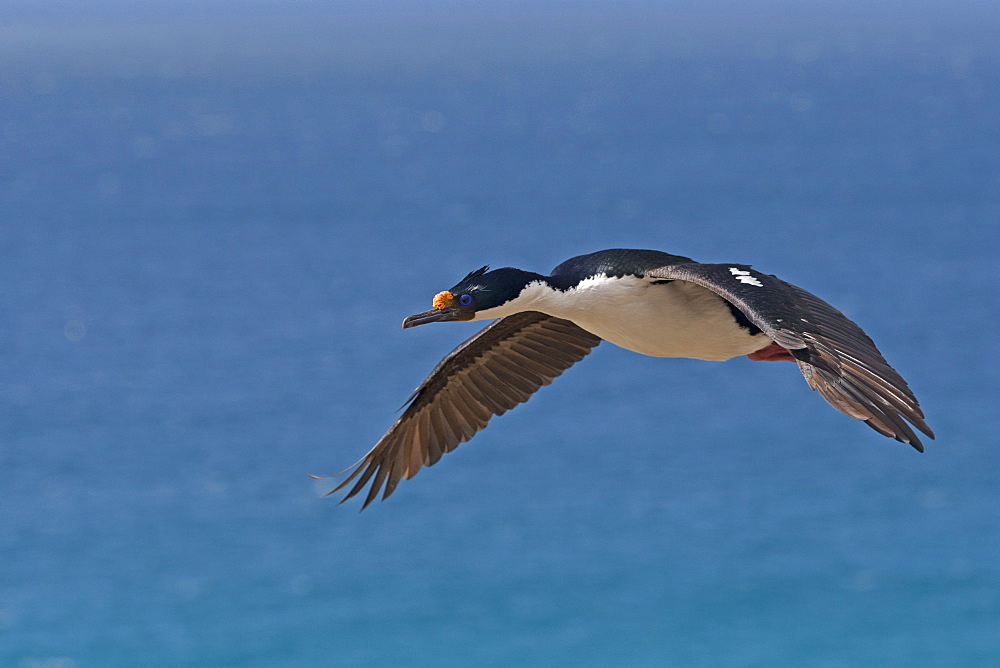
(459, 294), (473, 307)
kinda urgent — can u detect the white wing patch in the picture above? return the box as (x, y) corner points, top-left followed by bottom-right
(729, 267), (763, 287)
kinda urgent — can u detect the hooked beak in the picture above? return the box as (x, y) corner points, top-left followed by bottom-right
(402, 307), (471, 328)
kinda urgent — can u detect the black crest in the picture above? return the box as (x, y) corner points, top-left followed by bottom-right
(459, 266), (490, 283)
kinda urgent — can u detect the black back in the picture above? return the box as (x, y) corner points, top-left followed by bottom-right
(548, 248), (695, 289)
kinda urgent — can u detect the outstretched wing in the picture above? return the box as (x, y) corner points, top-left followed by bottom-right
(646, 263), (934, 449)
(329, 312), (602, 509)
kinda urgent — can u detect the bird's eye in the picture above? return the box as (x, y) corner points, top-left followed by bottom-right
(459, 294), (473, 307)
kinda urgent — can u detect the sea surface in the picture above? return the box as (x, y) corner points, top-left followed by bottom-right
(2, 1), (999, 665)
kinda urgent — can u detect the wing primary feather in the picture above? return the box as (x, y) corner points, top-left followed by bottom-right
(362, 462), (391, 509)
(337, 459), (380, 504)
(383, 448), (407, 502)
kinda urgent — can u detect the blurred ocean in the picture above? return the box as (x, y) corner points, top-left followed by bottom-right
(2, 1), (999, 665)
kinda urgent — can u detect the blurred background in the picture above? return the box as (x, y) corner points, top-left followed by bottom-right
(2, 0), (999, 664)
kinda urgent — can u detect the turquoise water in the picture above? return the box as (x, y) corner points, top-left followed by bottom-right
(3, 1), (999, 665)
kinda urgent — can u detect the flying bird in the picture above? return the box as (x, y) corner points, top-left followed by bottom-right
(321, 248), (933, 509)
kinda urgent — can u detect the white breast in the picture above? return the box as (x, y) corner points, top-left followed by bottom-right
(475, 275), (773, 361)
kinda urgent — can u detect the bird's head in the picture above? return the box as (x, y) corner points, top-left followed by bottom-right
(402, 265), (544, 328)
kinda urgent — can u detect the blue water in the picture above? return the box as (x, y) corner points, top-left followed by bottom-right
(3, 1), (999, 665)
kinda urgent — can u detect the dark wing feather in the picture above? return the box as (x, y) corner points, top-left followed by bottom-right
(646, 263), (934, 449)
(331, 312), (602, 509)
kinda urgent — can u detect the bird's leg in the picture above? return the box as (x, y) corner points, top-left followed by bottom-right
(747, 341), (796, 362)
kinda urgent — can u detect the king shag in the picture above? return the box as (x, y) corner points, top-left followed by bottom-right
(319, 248), (933, 509)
